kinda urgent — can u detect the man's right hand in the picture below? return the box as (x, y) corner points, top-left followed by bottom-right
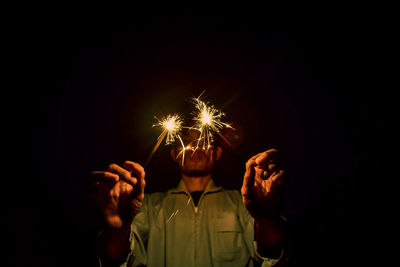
(91, 161), (146, 229)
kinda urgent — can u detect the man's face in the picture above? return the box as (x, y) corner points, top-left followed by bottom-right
(173, 129), (221, 177)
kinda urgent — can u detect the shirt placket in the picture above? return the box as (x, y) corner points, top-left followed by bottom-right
(185, 191), (201, 267)
(194, 192), (209, 267)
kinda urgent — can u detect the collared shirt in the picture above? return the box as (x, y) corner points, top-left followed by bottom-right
(103, 180), (283, 267)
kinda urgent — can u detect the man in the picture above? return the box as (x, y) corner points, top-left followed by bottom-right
(91, 128), (288, 266)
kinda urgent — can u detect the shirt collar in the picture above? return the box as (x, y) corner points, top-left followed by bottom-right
(170, 179), (222, 194)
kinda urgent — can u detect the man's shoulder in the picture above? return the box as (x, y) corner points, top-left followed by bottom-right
(143, 191), (166, 205)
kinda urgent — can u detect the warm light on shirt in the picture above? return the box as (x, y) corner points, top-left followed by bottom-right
(99, 179), (284, 267)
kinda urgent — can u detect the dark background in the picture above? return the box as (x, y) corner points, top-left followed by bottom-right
(18, 6), (384, 267)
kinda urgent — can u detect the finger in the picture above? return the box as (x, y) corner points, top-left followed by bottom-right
(247, 153), (262, 172)
(123, 161), (146, 199)
(260, 163), (279, 180)
(107, 163), (137, 186)
(120, 182), (133, 193)
(90, 180), (108, 189)
(91, 171), (119, 183)
(262, 170), (268, 180)
(271, 170), (286, 187)
(123, 161), (145, 177)
(89, 180), (116, 204)
(241, 158), (257, 196)
(268, 162), (279, 172)
(255, 149), (279, 166)
(124, 161), (145, 183)
(249, 153), (262, 162)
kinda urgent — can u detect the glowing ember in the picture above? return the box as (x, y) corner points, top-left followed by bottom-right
(145, 92), (235, 167)
(153, 114), (183, 145)
(145, 114), (184, 167)
(190, 92), (233, 150)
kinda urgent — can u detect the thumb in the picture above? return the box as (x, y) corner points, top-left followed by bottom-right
(241, 158), (257, 197)
(123, 161), (146, 199)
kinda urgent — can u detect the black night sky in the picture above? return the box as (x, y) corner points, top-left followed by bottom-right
(21, 6), (385, 267)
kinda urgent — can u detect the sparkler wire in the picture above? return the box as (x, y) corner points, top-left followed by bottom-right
(144, 129), (168, 168)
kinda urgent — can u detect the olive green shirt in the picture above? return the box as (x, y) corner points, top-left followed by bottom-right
(101, 180), (284, 267)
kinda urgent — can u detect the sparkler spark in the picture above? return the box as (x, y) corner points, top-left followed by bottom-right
(145, 114), (184, 167)
(190, 93), (233, 150)
(144, 93), (235, 167)
(175, 143), (196, 164)
(153, 114), (183, 145)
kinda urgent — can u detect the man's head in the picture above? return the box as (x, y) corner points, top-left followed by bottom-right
(170, 128), (222, 177)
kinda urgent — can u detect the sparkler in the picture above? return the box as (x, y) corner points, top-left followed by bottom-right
(145, 114), (184, 167)
(175, 143), (196, 165)
(190, 93), (234, 150)
(142, 93), (238, 224)
(144, 92), (235, 167)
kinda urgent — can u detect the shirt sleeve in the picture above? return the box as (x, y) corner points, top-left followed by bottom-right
(253, 241), (285, 267)
(127, 194), (150, 266)
(235, 190), (288, 267)
(127, 192), (165, 266)
(96, 228), (135, 267)
(97, 194), (152, 267)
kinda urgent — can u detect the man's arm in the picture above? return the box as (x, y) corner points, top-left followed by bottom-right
(90, 161), (146, 263)
(254, 217), (285, 259)
(98, 222), (134, 262)
(241, 149), (287, 260)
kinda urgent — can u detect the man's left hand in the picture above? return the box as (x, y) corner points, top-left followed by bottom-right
(241, 149), (286, 220)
